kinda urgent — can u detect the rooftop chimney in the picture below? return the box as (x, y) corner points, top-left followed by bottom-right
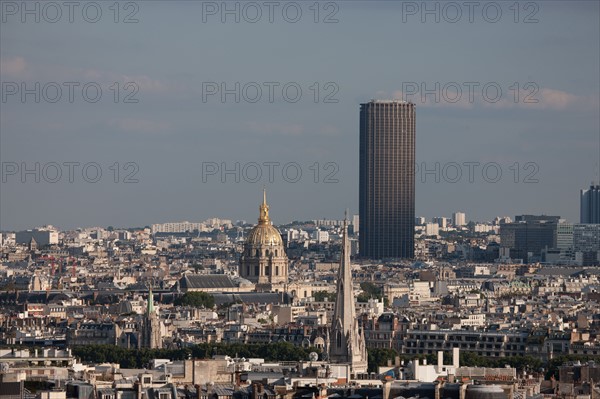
(453, 347), (460, 369)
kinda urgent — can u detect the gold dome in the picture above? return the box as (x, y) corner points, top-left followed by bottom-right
(245, 189), (284, 247)
(246, 224), (283, 246)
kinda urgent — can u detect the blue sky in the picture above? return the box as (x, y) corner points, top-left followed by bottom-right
(1, 1), (599, 230)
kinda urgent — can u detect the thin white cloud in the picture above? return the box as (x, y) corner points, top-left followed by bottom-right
(246, 121), (304, 136)
(0, 56), (28, 78)
(118, 74), (171, 93)
(0, 57), (174, 94)
(108, 118), (170, 133)
(383, 86), (598, 111)
(319, 125), (342, 137)
(490, 88), (599, 110)
(391, 89), (474, 109)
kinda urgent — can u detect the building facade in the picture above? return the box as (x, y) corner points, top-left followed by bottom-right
(573, 224), (600, 265)
(402, 329), (531, 358)
(500, 216), (560, 262)
(151, 221), (205, 234)
(15, 229), (59, 247)
(453, 212), (466, 227)
(359, 100), (415, 259)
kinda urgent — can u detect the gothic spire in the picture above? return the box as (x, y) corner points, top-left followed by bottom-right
(329, 212), (368, 372)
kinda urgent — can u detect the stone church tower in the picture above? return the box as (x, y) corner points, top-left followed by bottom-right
(328, 215), (368, 373)
(140, 289), (161, 349)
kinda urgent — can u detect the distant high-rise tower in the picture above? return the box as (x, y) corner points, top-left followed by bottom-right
(328, 216), (368, 372)
(453, 212), (466, 227)
(581, 184), (600, 223)
(359, 100), (415, 259)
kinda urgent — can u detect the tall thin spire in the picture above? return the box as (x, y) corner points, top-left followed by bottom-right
(147, 289), (155, 314)
(258, 187), (270, 225)
(334, 212), (353, 334)
(329, 212), (368, 372)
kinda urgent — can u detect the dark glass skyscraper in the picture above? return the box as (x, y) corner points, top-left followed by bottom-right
(581, 184), (600, 223)
(359, 100), (415, 259)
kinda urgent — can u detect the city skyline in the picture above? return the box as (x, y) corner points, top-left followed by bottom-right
(0, 203), (585, 232)
(2, 2), (600, 396)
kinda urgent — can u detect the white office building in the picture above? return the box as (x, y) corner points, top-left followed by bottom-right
(453, 212), (466, 226)
(151, 221), (206, 234)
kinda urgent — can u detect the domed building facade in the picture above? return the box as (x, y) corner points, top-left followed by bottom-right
(239, 190), (288, 290)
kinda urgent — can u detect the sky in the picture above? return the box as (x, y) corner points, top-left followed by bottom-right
(1, 0), (599, 230)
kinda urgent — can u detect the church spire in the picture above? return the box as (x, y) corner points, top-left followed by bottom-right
(147, 289), (155, 314)
(329, 212), (368, 372)
(333, 212), (353, 334)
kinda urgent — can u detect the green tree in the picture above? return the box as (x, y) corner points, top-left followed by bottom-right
(356, 293), (371, 303)
(313, 291), (334, 302)
(368, 348), (406, 373)
(358, 282), (384, 303)
(174, 292), (215, 308)
(360, 282), (381, 297)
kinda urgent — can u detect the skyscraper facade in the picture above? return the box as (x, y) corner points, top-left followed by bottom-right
(359, 100), (415, 259)
(581, 185), (600, 223)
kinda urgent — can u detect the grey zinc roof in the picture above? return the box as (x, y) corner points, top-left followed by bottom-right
(181, 275), (238, 289)
(212, 292), (290, 305)
(535, 268), (585, 277)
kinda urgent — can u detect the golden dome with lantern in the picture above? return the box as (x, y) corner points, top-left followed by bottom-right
(245, 189), (284, 247)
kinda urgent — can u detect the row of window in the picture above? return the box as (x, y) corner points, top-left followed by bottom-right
(244, 265), (282, 276)
(245, 248), (281, 257)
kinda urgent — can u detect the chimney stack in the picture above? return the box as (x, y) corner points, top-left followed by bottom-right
(453, 347), (460, 369)
(383, 381), (391, 399)
(435, 381), (441, 399)
(459, 383), (467, 399)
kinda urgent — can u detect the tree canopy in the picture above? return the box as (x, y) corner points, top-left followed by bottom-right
(174, 292), (215, 308)
(72, 342), (318, 367)
(313, 291), (335, 302)
(357, 282), (386, 305)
